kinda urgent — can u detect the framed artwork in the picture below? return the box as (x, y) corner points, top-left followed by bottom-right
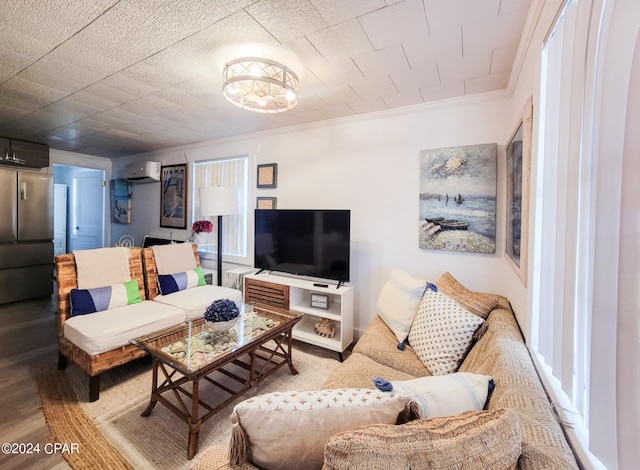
(160, 164), (187, 229)
(419, 143), (497, 254)
(257, 163), (278, 188)
(505, 96), (533, 286)
(110, 179), (132, 224)
(256, 197), (277, 209)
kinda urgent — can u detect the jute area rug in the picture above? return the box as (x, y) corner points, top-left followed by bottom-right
(37, 341), (341, 470)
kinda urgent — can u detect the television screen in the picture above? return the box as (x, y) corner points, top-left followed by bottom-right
(254, 209), (351, 282)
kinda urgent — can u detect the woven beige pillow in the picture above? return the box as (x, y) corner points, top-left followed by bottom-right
(323, 408), (522, 470)
(435, 272), (499, 319)
(229, 389), (411, 470)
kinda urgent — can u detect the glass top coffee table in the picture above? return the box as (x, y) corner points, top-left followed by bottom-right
(131, 303), (301, 460)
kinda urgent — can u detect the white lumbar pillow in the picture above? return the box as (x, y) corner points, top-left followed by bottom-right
(377, 269), (427, 344)
(373, 372), (494, 419)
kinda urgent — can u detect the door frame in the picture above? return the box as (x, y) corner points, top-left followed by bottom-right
(50, 150), (112, 248)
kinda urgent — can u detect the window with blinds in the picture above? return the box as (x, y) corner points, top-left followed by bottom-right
(192, 156), (248, 259)
(532, 0), (604, 466)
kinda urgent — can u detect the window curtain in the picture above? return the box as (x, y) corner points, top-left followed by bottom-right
(193, 157), (248, 257)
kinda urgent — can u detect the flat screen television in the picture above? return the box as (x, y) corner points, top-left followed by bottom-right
(254, 209), (351, 283)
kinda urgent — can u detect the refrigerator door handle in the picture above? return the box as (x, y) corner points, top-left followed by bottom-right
(20, 182), (26, 200)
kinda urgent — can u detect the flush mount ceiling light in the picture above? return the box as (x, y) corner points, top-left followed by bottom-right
(222, 57), (299, 113)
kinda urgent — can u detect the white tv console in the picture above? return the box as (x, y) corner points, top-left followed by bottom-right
(244, 273), (353, 360)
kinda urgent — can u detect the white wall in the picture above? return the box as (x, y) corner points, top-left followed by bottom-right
(112, 93), (517, 334)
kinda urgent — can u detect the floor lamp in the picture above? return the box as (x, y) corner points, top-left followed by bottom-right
(198, 186), (240, 286)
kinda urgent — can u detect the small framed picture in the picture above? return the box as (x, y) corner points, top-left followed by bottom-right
(310, 292), (329, 310)
(257, 163), (278, 188)
(257, 197), (277, 209)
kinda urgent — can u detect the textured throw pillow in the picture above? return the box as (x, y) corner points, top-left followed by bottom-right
(373, 372), (493, 419)
(323, 409), (522, 470)
(435, 271), (499, 319)
(376, 269), (427, 344)
(229, 388), (411, 470)
(408, 287), (484, 375)
(157, 266), (205, 295)
(70, 279), (141, 316)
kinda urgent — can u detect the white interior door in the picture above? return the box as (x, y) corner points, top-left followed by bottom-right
(69, 171), (105, 251)
(53, 183), (67, 255)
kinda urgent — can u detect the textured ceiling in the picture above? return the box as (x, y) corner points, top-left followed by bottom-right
(0, 0), (531, 158)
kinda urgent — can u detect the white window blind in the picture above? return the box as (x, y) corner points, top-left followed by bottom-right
(192, 156), (248, 259)
(533, 0), (593, 451)
(535, 0), (582, 400)
(533, 0), (613, 467)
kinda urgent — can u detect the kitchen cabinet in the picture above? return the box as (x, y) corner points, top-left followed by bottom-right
(1, 137), (49, 168)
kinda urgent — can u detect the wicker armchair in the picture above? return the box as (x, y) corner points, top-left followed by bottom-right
(55, 248), (150, 402)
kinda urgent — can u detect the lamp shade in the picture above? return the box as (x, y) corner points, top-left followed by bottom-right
(199, 186), (239, 217)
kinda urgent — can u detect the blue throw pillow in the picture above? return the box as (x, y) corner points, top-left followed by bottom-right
(157, 266), (206, 295)
(70, 279), (142, 316)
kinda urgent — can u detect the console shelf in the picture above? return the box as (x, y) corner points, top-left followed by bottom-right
(244, 273), (353, 355)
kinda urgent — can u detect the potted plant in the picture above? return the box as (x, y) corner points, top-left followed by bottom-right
(204, 298), (240, 331)
(191, 219), (213, 244)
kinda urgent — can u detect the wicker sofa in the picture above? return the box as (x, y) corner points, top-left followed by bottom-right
(321, 298), (579, 469)
(56, 248), (183, 401)
(193, 275), (579, 469)
(55, 244), (241, 402)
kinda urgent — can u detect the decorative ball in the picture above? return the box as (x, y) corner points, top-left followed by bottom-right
(203, 298), (240, 323)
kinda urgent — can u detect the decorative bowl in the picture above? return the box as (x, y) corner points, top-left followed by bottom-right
(206, 317), (238, 331)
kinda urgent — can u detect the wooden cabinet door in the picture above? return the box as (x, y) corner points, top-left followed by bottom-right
(0, 137), (10, 162)
(10, 139), (49, 168)
(244, 278), (290, 310)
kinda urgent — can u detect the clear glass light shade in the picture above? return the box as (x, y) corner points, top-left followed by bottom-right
(222, 57), (299, 113)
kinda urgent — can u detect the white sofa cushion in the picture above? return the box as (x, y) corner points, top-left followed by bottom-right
(152, 285), (243, 320)
(63, 300), (185, 355)
(73, 247), (131, 289)
(151, 242), (197, 274)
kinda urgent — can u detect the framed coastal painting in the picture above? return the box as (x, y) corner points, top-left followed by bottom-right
(505, 96), (533, 286)
(160, 164), (187, 229)
(110, 179), (132, 224)
(419, 143), (497, 254)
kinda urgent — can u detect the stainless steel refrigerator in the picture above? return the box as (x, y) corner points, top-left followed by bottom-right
(0, 168), (54, 304)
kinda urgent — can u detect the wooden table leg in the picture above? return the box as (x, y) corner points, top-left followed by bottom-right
(141, 357), (159, 417)
(285, 329), (299, 375)
(187, 377), (201, 460)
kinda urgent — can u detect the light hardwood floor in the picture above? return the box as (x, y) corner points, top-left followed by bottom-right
(0, 295), (69, 470)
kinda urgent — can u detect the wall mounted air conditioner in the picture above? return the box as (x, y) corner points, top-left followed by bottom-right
(124, 161), (161, 183)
